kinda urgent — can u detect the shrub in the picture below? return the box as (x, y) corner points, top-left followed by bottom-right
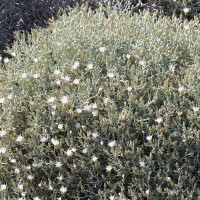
(0, 2), (200, 199)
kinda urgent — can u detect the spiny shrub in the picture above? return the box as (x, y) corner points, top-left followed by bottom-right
(1, 2), (200, 199)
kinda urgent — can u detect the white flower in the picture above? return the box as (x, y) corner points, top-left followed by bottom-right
(4, 58), (10, 63)
(33, 197), (40, 200)
(66, 149), (73, 156)
(33, 74), (40, 79)
(0, 97), (5, 103)
(38, 163), (43, 168)
(82, 148), (88, 153)
(57, 176), (63, 180)
(107, 73), (115, 78)
(84, 104), (91, 111)
(73, 79), (80, 84)
(127, 87), (132, 91)
(56, 80), (61, 85)
(100, 141), (104, 145)
(71, 147), (77, 152)
(91, 103), (97, 109)
(0, 147), (6, 153)
(106, 165), (112, 172)
(87, 64), (93, 69)
(54, 70), (61, 75)
(193, 107), (199, 112)
(92, 156), (98, 162)
(108, 140), (116, 147)
(52, 105), (56, 109)
(178, 86), (185, 92)
(75, 123), (81, 129)
(26, 165), (31, 170)
(172, 131), (178, 137)
(48, 97), (56, 103)
(92, 132), (99, 138)
(139, 61), (146, 65)
(18, 198), (24, 200)
(92, 110), (98, 116)
(49, 186), (53, 190)
(16, 135), (24, 142)
(61, 96), (68, 104)
(32, 162), (37, 167)
(10, 158), (16, 163)
(0, 130), (6, 137)
(55, 162), (63, 167)
(61, 76), (70, 81)
(99, 47), (106, 53)
(146, 190), (150, 195)
(21, 73), (27, 78)
(76, 108), (82, 113)
(183, 8), (190, 13)
(58, 124), (63, 130)
(177, 111), (182, 116)
(169, 64), (175, 72)
(51, 138), (59, 146)
(21, 192), (26, 197)
(184, 25), (189, 30)
(7, 94), (13, 99)
(155, 118), (163, 123)
(11, 51), (16, 57)
(1, 184), (6, 190)
(126, 54), (131, 59)
(146, 135), (152, 141)
(32, 162), (42, 168)
(18, 184), (23, 190)
(98, 87), (103, 91)
(15, 168), (20, 173)
(139, 161), (146, 167)
(104, 98), (110, 104)
(109, 196), (115, 200)
(0, 55), (2, 60)
(72, 61), (79, 70)
(166, 177), (171, 181)
(27, 174), (34, 180)
(40, 136), (48, 142)
(33, 58), (38, 63)
(52, 111), (55, 115)
(60, 186), (67, 193)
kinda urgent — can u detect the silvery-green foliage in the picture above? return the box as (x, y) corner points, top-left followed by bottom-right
(0, 2), (200, 199)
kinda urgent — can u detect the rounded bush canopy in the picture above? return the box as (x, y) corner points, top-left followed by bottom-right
(0, 3), (200, 199)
